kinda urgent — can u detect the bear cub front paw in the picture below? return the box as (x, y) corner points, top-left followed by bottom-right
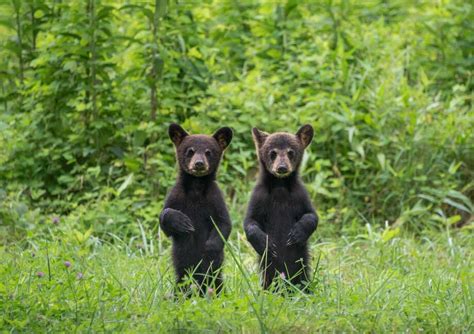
(161, 208), (195, 234)
(286, 225), (307, 246)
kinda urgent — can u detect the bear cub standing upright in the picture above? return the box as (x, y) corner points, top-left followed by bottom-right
(160, 123), (233, 294)
(244, 125), (318, 290)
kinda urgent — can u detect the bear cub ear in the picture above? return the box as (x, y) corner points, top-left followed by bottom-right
(296, 124), (314, 148)
(252, 128), (269, 148)
(169, 123), (189, 146)
(213, 127), (233, 150)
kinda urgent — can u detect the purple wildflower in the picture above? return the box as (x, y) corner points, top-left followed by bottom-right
(37, 271), (45, 278)
(76, 272), (83, 280)
(52, 216), (60, 225)
(207, 287), (215, 297)
(280, 272), (286, 280)
(64, 261), (71, 268)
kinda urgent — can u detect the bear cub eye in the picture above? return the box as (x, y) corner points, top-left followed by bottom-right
(288, 149), (295, 160)
(205, 149), (211, 157)
(186, 148), (195, 157)
(270, 150), (277, 161)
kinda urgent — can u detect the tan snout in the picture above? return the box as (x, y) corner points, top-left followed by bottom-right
(271, 154), (292, 177)
(188, 153), (209, 175)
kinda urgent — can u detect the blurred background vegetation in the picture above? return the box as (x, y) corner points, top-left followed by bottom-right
(0, 0), (473, 244)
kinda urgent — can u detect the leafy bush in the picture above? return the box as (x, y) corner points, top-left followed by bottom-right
(0, 0), (472, 242)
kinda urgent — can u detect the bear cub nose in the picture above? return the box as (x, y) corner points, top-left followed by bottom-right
(277, 165), (288, 174)
(194, 160), (205, 170)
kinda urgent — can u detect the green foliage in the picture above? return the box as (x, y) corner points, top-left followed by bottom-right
(2, 0), (472, 236)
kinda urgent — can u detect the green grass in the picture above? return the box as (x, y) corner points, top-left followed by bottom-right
(1, 229), (472, 333)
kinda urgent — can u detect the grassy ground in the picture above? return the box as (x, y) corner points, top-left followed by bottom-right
(1, 228), (472, 333)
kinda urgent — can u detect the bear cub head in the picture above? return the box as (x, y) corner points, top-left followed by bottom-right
(169, 123), (233, 177)
(252, 124), (313, 178)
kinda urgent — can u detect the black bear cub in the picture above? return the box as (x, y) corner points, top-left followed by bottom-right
(160, 123), (233, 295)
(244, 125), (318, 290)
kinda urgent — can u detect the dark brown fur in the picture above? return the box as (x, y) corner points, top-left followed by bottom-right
(160, 124), (233, 295)
(244, 125), (318, 290)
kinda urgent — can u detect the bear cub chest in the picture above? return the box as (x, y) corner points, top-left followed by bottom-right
(261, 188), (305, 241)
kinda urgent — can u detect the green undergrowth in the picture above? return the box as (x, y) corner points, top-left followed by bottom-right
(1, 228), (472, 332)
